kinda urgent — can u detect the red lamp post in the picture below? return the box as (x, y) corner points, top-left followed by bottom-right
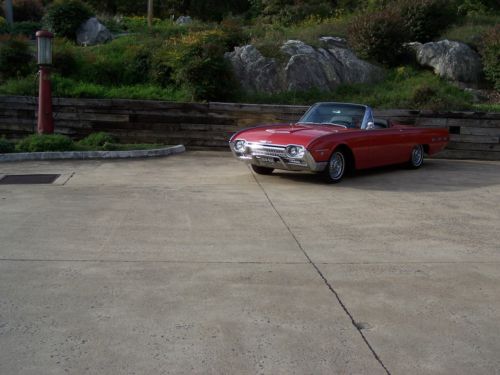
(36, 30), (54, 134)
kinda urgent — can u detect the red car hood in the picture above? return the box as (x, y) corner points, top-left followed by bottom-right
(233, 124), (354, 147)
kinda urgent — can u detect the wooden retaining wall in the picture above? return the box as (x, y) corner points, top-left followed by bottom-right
(1, 95), (499, 160)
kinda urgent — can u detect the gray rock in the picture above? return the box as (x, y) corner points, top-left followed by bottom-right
(464, 88), (488, 103)
(226, 39), (384, 93)
(281, 40), (317, 56)
(224, 45), (283, 94)
(76, 17), (112, 46)
(176, 16), (192, 25)
(319, 36), (348, 49)
(407, 40), (483, 84)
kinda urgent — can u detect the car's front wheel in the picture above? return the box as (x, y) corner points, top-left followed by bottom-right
(321, 150), (346, 183)
(408, 144), (424, 169)
(251, 164), (274, 175)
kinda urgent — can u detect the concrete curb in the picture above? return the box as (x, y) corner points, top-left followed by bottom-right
(0, 145), (185, 162)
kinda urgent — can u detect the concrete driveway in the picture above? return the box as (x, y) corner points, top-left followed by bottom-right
(1, 151), (499, 375)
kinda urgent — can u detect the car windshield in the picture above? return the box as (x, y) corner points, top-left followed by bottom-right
(298, 103), (367, 129)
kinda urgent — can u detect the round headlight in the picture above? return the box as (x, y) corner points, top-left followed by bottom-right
(234, 140), (246, 151)
(286, 145), (304, 158)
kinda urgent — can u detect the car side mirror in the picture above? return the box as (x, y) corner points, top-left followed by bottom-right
(366, 121), (375, 130)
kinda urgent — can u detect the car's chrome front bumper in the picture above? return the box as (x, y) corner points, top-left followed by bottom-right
(229, 142), (327, 172)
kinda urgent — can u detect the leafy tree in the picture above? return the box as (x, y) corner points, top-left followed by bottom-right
(43, 0), (93, 40)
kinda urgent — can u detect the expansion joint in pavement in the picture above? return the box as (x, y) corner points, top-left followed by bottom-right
(251, 171), (392, 375)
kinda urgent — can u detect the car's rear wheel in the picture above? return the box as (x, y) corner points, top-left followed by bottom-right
(251, 164), (274, 175)
(408, 144), (424, 169)
(322, 150), (346, 183)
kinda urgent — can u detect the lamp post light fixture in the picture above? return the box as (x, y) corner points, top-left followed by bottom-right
(36, 30), (54, 134)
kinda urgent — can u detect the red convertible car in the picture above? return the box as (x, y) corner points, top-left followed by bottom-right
(229, 102), (449, 183)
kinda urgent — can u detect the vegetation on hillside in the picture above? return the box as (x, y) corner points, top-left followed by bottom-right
(0, 0), (498, 110)
(1, 132), (164, 153)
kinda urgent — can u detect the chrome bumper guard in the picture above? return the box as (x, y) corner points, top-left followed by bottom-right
(229, 142), (327, 172)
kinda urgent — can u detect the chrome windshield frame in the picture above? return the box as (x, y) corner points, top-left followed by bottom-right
(298, 102), (374, 130)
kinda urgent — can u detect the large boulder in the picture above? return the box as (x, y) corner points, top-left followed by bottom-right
(176, 16), (192, 25)
(76, 17), (112, 46)
(407, 40), (483, 85)
(225, 39), (384, 93)
(225, 45), (283, 94)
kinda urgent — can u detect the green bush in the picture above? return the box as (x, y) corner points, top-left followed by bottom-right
(46, 75), (190, 101)
(12, 0), (45, 22)
(458, 0), (500, 15)
(77, 132), (116, 147)
(0, 75), (37, 95)
(78, 39), (156, 86)
(43, 0), (93, 40)
(348, 8), (408, 66)
(16, 134), (75, 152)
(0, 17), (8, 34)
(0, 36), (34, 81)
(153, 29), (239, 100)
(10, 21), (42, 38)
(395, 0), (458, 43)
(0, 137), (15, 153)
(480, 25), (500, 90)
(53, 38), (81, 76)
(441, 14), (499, 48)
(120, 16), (194, 38)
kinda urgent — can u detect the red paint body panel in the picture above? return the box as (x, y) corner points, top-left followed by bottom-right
(231, 121), (449, 170)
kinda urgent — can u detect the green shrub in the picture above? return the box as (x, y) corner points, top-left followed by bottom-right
(256, 0), (337, 25)
(53, 38), (81, 76)
(458, 0), (500, 15)
(0, 137), (15, 153)
(395, 0), (458, 43)
(410, 84), (439, 107)
(74, 36), (161, 86)
(10, 21), (42, 38)
(337, 0), (392, 11)
(153, 29), (239, 100)
(480, 25), (500, 90)
(0, 36), (35, 81)
(43, 0), (93, 40)
(220, 17), (250, 50)
(408, 83), (473, 111)
(77, 132), (116, 147)
(99, 15), (124, 33)
(348, 8), (408, 66)
(0, 75), (38, 95)
(0, 17), (8, 34)
(441, 14), (500, 48)
(121, 16), (193, 38)
(39, 75), (190, 101)
(16, 134), (75, 152)
(12, 0), (45, 22)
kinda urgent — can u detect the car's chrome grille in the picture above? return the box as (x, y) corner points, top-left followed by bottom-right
(248, 144), (286, 157)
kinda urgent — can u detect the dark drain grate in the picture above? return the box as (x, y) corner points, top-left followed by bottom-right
(0, 174), (60, 184)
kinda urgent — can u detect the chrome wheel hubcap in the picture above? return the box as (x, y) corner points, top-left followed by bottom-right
(412, 145), (424, 166)
(329, 152), (345, 180)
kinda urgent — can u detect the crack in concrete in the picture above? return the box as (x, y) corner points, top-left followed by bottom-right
(251, 169), (392, 375)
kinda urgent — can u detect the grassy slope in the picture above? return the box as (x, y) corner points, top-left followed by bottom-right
(0, 14), (498, 111)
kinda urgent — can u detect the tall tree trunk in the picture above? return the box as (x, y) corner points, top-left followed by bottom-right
(4, 0), (13, 26)
(147, 0), (154, 28)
